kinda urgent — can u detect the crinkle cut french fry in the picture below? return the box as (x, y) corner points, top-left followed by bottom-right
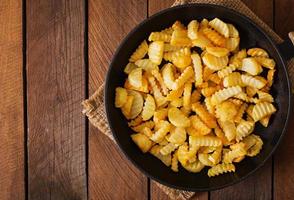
(223, 143), (246, 163)
(202, 52), (228, 71)
(209, 18), (229, 38)
(128, 90), (144, 119)
(150, 120), (171, 143)
(187, 20), (199, 40)
(171, 29), (192, 47)
(208, 163), (235, 177)
(206, 46), (229, 57)
(260, 115), (271, 127)
(128, 115), (143, 127)
(191, 53), (203, 86)
(151, 69), (168, 95)
(192, 102), (217, 128)
(131, 120), (154, 133)
(218, 120), (236, 142)
(150, 145), (172, 166)
(247, 48), (269, 57)
(202, 27), (226, 47)
(124, 62), (138, 74)
(147, 75), (166, 107)
(226, 37), (240, 52)
(190, 115), (211, 135)
(223, 72), (243, 87)
(172, 20), (185, 31)
(254, 56), (276, 69)
(121, 95), (134, 119)
(167, 126), (187, 145)
(210, 86), (242, 105)
(135, 59), (159, 72)
(163, 43), (181, 52)
(236, 120), (255, 142)
(168, 107), (190, 128)
(172, 66), (194, 90)
(227, 24), (239, 38)
(191, 31), (213, 49)
(115, 87), (128, 108)
(190, 90), (201, 103)
(241, 74), (267, 89)
(183, 82), (192, 110)
(166, 86), (184, 101)
(129, 40), (148, 62)
(215, 101), (238, 122)
(142, 94), (156, 121)
(160, 142), (178, 156)
(189, 135), (222, 147)
(267, 69), (275, 87)
(128, 68), (143, 88)
(131, 133), (153, 153)
(252, 102), (276, 122)
(234, 103), (248, 123)
(124, 77), (149, 93)
(241, 57), (263, 76)
(148, 41), (164, 65)
(162, 63), (176, 90)
(148, 32), (171, 42)
(171, 150), (179, 172)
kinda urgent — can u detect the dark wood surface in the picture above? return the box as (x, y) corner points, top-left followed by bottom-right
(0, 1), (24, 200)
(26, 0), (87, 199)
(273, 2), (294, 199)
(88, 0), (148, 200)
(0, 0), (293, 199)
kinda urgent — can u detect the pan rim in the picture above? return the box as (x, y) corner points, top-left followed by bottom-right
(104, 3), (292, 191)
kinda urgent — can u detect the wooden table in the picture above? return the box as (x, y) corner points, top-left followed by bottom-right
(1, 0), (293, 199)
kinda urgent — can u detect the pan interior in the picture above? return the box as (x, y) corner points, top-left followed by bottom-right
(105, 4), (291, 191)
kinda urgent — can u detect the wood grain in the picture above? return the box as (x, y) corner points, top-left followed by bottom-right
(210, 0), (274, 199)
(242, 0), (273, 27)
(88, 0), (148, 199)
(274, 0), (294, 199)
(0, 0), (24, 199)
(148, 1), (207, 199)
(148, 0), (175, 16)
(26, 0), (87, 199)
(274, 0), (294, 39)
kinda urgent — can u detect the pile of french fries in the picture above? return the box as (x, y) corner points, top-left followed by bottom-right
(114, 18), (277, 177)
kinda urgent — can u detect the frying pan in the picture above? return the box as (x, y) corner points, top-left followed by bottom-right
(104, 4), (294, 191)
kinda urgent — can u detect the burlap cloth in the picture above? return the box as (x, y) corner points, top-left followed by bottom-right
(82, 0), (294, 199)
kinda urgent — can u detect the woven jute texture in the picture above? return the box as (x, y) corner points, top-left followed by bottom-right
(82, 0), (294, 199)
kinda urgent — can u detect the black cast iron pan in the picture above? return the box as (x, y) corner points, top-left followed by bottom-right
(104, 4), (294, 191)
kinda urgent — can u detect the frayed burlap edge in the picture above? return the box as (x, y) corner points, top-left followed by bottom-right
(82, 0), (294, 199)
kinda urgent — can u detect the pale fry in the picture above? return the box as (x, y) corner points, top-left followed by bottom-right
(192, 102), (218, 128)
(191, 53), (203, 86)
(172, 66), (194, 90)
(129, 40), (148, 62)
(148, 41), (164, 65)
(115, 87), (128, 108)
(168, 107), (191, 128)
(142, 94), (156, 121)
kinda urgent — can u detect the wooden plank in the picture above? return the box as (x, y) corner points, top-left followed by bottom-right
(26, 0), (87, 199)
(274, 0), (294, 199)
(211, 1), (273, 199)
(88, 0), (148, 199)
(274, 0), (294, 39)
(148, 1), (207, 199)
(148, 0), (175, 16)
(242, 0), (273, 27)
(0, 0), (24, 199)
